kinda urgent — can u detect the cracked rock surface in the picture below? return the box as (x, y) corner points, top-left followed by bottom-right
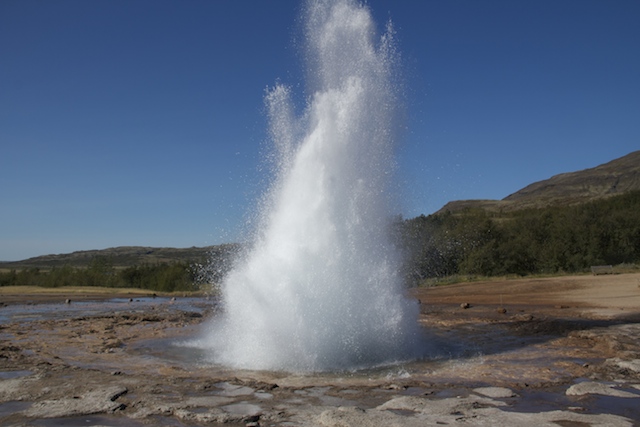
(1, 274), (639, 426)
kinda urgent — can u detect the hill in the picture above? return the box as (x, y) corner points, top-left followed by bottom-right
(0, 244), (240, 270)
(438, 150), (640, 213)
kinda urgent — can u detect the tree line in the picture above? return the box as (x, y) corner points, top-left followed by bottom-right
(2, 191), (639, 290)
(0, 257), (222, 293)
(400, 190), (640, 283)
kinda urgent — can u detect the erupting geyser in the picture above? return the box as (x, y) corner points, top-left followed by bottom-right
(200, 0), (422, 372)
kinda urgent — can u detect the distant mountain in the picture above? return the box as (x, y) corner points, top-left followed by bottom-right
(0, 244), (241, 270)
(438, 150), (640, 214)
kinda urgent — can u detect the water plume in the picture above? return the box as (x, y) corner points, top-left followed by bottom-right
(201, 0), (421, 372)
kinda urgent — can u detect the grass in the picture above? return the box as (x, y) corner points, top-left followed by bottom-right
(418, 274), (501, 288)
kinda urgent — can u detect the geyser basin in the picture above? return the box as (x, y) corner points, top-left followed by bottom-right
(197, 0), (422, 372)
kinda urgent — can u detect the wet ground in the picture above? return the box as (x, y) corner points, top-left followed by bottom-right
(1, 274), (639, 426)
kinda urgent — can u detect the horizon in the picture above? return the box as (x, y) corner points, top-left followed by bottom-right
(2, 0), (639, 261)
(2, 147), (638, 263)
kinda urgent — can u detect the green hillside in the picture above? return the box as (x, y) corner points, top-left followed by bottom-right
(398, 151), (640, 283)
(0, 244), (241, 292)
(0, 244), (239, 270)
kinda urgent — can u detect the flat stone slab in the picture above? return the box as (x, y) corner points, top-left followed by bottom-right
(566, 381), (639, 398)
(214, 382), (255, 397)
(22, 386), (128, 418)
(473, 386), (517, 398)
(184, 396), (235, 407)
(221, 402), (262, 416)
(606, 358), (640, 373)
(312, 396), (636, 427)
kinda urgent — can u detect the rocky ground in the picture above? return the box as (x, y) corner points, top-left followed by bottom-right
(1, 273), (639, 426)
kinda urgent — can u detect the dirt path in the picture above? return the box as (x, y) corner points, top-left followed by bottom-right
(413, 272), (640, 319)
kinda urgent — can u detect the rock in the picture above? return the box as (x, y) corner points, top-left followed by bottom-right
(473, 387), (517, 398)
(215, 382), (255, 397)
(317, 406), (409, 427)
(376, 395), (430, 413)
(605, 358), (640, 373)
(102, 338), (123, 349)
(184, 396), (234, 407)
(497, 307), (507, 314)
(566, 381), (638, 398)
(0, 375), (42, 401)
(22, 386), (128, 418)
(384, 384), (405, 390)
(221, 402), (262, 418)
(460, 302), (470, 309)
(376, 394), (507, 416)
(174, 408), (231, 423)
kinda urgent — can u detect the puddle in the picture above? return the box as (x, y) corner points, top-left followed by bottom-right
(128, 330), (215, 369)
(577, 393), (640, 420)
(0, 401), (31, 418)
(505, 387), (640, 421)
(0, 297), (210, 324)
(504, 388), (573, 413)
(124, 314), (592, 389)
(0, 370), (33, 379)
(128, 325), (452, 382)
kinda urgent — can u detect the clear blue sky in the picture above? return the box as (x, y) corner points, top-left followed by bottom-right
(1, 0), (638, 261)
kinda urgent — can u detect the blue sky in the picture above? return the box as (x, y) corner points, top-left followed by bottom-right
(1, 0), (638, 261)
